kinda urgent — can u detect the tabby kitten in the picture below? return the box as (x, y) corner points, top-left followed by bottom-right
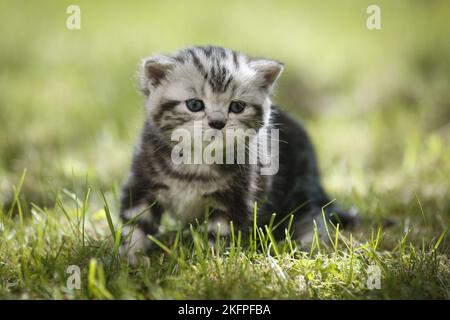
(120, 46), (355, 264)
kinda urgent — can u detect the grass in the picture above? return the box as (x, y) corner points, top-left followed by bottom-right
(0, 178), (449, 299)
(0, 0), (449, 299)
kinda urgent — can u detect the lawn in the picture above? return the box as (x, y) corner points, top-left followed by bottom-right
(0, 0), (449, 299)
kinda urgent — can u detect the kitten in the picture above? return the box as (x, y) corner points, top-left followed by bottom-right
(120, 46), (356, 264)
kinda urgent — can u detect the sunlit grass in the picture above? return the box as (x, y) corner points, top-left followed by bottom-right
(0, 178), (448, 299)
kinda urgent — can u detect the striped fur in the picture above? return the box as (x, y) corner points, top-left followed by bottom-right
(120, 46), (356, 264)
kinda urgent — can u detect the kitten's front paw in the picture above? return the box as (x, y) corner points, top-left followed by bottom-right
(295, 214), (328, 249)
(296, 207), (359, 249)
(329, 206), (359, 229)
(120, 226), (151, 266)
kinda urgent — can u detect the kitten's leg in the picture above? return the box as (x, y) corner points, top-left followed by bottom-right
(207, 210), (232, 247)
(206, 190), (250, 246)
(120, 203), (162, 266)
(292, 207), (328, 247)
(119, 177), (163, 265)
(293, 204), (358, 248)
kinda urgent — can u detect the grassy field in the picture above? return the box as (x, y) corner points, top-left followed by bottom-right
(0, 0), (449, 299)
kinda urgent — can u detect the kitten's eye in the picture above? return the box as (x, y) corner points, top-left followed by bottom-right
(229, 101), (246, 114)
(185, 99), (205, 112)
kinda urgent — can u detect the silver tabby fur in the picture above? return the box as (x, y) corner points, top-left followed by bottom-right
(120, 46), (356, 264)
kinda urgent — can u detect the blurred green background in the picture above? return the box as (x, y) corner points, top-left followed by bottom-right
(0, 0), (449, 230)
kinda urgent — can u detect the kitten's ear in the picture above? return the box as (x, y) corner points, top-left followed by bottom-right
(249, 59), (284, 90)
(139, 55), (175, 95)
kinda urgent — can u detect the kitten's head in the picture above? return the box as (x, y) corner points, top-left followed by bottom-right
(139, 46), (283, 141)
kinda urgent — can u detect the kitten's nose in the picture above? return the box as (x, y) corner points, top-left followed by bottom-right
(208, 120), (226, 130)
